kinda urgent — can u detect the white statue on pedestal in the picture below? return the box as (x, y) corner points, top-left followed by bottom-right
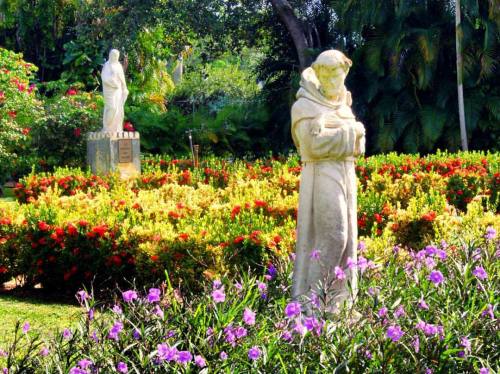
(101, 49), (128, 132)
(291, 50), (365, 312)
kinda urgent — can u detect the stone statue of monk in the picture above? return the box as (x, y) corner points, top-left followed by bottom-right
(101, 49), (128, 132)
(291, 50), (365, 312)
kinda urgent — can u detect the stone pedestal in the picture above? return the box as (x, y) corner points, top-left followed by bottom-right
(87, 132), (141, 179)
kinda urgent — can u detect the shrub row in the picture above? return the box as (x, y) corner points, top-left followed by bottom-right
(1, 153), (498, 292)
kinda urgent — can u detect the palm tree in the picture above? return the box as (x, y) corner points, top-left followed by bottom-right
(456, 0), (468, 150)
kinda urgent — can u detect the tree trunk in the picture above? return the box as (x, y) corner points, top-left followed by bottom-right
(269, 0), (312, 70)
(456, 0), (468, 151)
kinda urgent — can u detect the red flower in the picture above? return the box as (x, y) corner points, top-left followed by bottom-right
(17, 83), (26, 92)
(421, 211), (436, 222)
(123, 122), (135, 131)
(38, 221), (50, 231)
(178, 233), (189, 241)
(74, 128), (81, 137)
(8, 111), (16, 118)
(231, 205), (241, 220)
(0, 266), (8, 274)
(78, 220), (88, 227)
(233, 236), (245, 244)
(374, 213), (383, 223)
(22, 128), (31, 135)
(151, 255), (159, 262)
(0, 218), (11, 225)
(66, 88), (77, 96)
(0, 91), (5, 100)
(254, 200), (267, 208)
(55, 227), (64, 237)
(91, 225), (107, 238)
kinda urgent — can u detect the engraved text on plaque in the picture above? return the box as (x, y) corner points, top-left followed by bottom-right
(118, 139), (133, 163)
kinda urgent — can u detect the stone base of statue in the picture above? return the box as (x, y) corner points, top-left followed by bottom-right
(87, 132), (141, 179)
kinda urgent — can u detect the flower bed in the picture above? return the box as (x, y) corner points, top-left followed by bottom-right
(1, 227), (497, 372)
(1, 152), (498, 292)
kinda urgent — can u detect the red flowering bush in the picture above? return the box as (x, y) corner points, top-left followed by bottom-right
(0, 48), (44, 181)
(30, 89), (102, 170)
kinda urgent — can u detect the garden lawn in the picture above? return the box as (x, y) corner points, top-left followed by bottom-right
(0, 294), (80, 345)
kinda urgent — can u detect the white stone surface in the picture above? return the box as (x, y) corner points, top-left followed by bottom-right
(101, 49), (129, 132)
(291, 50), (366, 311)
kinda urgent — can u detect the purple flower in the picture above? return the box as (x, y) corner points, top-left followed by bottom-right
(90, 330), (99, 343)
(219, 351), (228, 360)
(418, 298), (429, 310)
(22, 322), (30, 333)
(235, 326), (247, 339)
(425, 245), (437, 256)
(117, 362), (128, 373)
(310, 249), (320, 260)
(0, 350), (6, 358)
(176, 351), (192, 364)
(416, 321), (442, 337)
(147, 288), (161, 303)
(425, 257), (436, 270)
(108, 321), (124, 341)
(78, 359), (92, 369)
(153, 305), (164, 318)
(436, 249), (447, 260)
(122, 290), (138, 303)
(284, 301), (301, 318)
(76, 290), (89, 303)
(334, 266), (346, 280)
(248, 346), (261, 360)
(69, 368), (87, 374)
(481, 304), (494, 319)
(281, 330), (293, 341)
(194, 355), (206, 368)
(267, 263), (277, 279)
(243, 308), (256, 325)
(346, 257), (356, 269)
(358, 241), (366, 252)
(112, 304), (123, 314)
(157, 344), (178, 362)
(485, 226), (496, 240)
(394, 305), (405, 319)
(479, 368), (489, 374)
(460, 336), (471, 352)
(88, 308), (94, 321)
(212, 288), (226, 303)
(428, 270), (444, 285)
(39, 346), (49, 356)
(412, 336), (420, 353)
(377, 307), (388, 318)
(213, 279), (222, 289)
(357, 256), (369, 272)
(234, 282), (243, 291)
(63, 328), (72, 339)
(133, 329), (141, 340)
(472, 266), (487, 280)
(257, 281), (267, 293)
(386, 325), (404, 342)
(364, 350), (372, 359)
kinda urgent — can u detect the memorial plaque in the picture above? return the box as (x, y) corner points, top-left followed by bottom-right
(118, 139), (133, 163)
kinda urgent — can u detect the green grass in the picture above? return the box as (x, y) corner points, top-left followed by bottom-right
(0, 294), (81, 346)
(0, 187), (15, 202)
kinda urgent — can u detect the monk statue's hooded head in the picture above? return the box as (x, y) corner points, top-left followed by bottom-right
(108, 49), (120, 64)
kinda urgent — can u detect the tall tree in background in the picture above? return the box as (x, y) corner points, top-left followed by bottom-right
(456, 0), (468, 150)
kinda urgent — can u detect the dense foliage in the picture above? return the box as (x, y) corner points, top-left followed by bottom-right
(0, 210), (498, 372)
(0, 48), (44, 182)
(1, 1), (498, 156)
(1, 152), (498, 292)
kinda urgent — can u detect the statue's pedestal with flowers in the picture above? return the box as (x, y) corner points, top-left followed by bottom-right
(86, 131), (141, 179)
